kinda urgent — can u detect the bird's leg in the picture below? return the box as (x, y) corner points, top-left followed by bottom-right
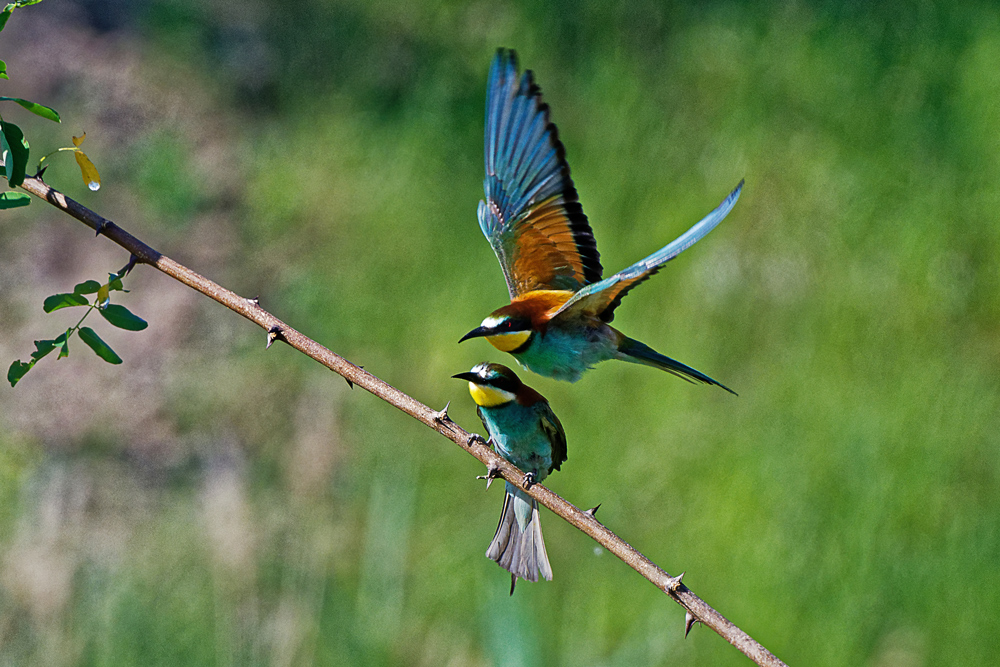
(523, 471), (537, 490)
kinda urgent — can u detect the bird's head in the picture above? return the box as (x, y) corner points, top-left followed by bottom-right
(459, 310), (534, 353)
(452, 362), (524, 407)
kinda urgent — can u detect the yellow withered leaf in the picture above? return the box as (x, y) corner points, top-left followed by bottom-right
(72, 132), (86, 147)
(74, 150), (100, 191)
(96, 282), (110, 309)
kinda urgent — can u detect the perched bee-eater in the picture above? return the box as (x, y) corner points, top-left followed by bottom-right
(453, 362), (567, 594)
(460, 49), (743, 391)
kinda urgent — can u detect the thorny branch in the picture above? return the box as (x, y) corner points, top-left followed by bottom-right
(17, 175), (787, 667)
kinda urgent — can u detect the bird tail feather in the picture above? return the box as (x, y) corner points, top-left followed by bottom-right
(487, 482), (552, 593)
(617, 336), (736, 395)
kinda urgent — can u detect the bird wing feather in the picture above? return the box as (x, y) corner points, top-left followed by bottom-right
(552, 180), (743, 322)
(478, 49), (602, 299)
(536, 402), (567, 474)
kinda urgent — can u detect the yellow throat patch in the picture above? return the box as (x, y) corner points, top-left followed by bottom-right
(468, 382), (514, 407)
(485, 329), (531, 352)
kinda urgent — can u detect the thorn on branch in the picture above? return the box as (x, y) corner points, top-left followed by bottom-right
(94, 216), (110, 237)
(476, 461), (502, 490)
(246, 295), (260, 306)
(266, 326), (285, 349)
(433, 401), (451, 424)
(119, 254), (139, 276)
(585, 504), (601, 518)
(34, 165), (47, 181)
(684, 611), (700, 638)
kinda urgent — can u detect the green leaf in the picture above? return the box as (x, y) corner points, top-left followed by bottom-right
(73, 280), (102, 295)
(0, 191), (29, 208)
(78, 326), (121, 364)
(0, 59), (8, 80)
(0, 97), (60, 123)
(53, 331), (69, 359)
(43, 292), (89, 313)
(99, 304), (147, 331)
(30, 337), (58, 361)
(107, 271), (126, 292)
(0, 5), (13, 33)
(1, 120), (28, 187)
(7, 359), (32, 387)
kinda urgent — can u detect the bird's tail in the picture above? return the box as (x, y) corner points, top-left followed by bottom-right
(617, 335), (737, 395)
(487, 482), (552, 594)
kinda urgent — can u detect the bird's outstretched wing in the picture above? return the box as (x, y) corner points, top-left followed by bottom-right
(478, 49), (603, 299)
(554, 180), (743, 321)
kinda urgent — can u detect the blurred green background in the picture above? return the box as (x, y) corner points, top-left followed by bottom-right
(2, 1), (999, 664)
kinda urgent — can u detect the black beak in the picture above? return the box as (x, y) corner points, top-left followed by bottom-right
(452, 372), (480, 382)
(459, 326), (489, 343)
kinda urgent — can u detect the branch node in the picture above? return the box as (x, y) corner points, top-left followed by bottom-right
(476, 461), (502, 490)
(266, 326), (284, 349)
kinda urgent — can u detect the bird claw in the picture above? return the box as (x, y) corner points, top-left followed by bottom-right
(476, 462), (502, 490)
(523, 471), (537, 490)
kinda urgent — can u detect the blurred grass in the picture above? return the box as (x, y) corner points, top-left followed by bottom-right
(2, 0), (1000, 665)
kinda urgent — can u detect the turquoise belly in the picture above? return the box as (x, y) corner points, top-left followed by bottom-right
(512, 325), (618, 382)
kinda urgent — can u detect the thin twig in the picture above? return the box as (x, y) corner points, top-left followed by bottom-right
(17, 175), (787, 667)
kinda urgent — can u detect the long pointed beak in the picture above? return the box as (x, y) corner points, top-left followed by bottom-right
(459, 326), (489, 343)
(451, 372), (480, 382)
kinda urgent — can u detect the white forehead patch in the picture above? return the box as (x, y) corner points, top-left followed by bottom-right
(481, 315), (506, 329)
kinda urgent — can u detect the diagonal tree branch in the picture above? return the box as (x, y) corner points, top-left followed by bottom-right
(17, 174), (787, 667)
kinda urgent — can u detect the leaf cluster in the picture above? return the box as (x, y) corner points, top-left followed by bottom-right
(0, 0), (100, 210)
(7, 271), (147, 386)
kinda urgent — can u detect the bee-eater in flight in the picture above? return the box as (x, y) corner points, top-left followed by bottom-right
(460, 49), (743, 392)
(453, 362), (567, 594)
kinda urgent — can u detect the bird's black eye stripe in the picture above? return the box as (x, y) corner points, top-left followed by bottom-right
(496, 318), (525, 332)
(490, 375), (520, 394)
